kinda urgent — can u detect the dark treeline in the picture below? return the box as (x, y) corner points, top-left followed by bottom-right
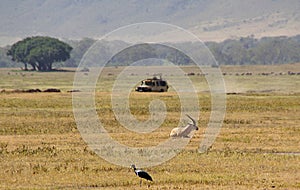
(106, 35), (300, 66)
(107, 43), (192, 66)
(206, 35), (300, 65)
(1, 35), (300, 68)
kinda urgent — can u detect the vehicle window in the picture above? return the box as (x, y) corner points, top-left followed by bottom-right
(145, 81), (152, 86)
(159, 81), (166, 86)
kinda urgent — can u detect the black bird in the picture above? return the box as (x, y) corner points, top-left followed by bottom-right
(130, 164), (153, 187)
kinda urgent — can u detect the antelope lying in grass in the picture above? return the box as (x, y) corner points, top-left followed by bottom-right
(170, 114), (198, 138)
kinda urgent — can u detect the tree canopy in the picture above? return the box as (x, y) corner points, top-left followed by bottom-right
(7, 36), (72, 71)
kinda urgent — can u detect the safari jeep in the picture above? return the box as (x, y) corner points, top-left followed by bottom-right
(135, 76), (169, 92)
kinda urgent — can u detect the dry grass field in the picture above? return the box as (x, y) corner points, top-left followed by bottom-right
(0, 64), (299, 189)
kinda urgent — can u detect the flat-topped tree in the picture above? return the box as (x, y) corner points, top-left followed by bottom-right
(7, 36), (72, 71)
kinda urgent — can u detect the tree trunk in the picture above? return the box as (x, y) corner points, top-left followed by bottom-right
(49, 62), (52, 71)
(29, 61), (36, 71)
(37, 62), (45, 71)
(32, 64), (36, 71)
(24, 63), (28, 71)
(37, 61), (51, 71)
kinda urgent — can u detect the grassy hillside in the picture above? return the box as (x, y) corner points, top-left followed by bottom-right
(0, 0), (300, 45)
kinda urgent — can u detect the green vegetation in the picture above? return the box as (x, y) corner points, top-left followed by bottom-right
(0, 64), (299, 189)
(6, 36), (72, 71)
(2, 35), (300, 68)
(207, 35), (300, 65)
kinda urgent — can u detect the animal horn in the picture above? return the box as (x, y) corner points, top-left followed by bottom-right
(186, 114), (196, 126)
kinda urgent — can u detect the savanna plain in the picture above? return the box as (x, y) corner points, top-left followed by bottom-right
(0, 64), (299, 189)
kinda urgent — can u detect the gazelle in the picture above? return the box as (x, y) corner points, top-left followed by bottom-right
(169, 114), (198, 138)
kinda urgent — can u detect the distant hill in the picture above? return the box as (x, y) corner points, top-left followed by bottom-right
(0, 0), (300, 46)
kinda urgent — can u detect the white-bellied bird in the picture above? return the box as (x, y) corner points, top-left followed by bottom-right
(130, 164), (153, 187)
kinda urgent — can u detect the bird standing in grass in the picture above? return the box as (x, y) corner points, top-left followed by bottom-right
(130, 164), (153, 187)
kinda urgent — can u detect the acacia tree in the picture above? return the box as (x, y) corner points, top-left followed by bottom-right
(7, 36), (72, 71)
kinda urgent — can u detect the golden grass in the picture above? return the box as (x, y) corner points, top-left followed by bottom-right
(0, 65), (299, 189)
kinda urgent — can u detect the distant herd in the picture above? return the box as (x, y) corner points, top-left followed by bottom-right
(0, 88), (62, 93)
(186, 71), (300, 76)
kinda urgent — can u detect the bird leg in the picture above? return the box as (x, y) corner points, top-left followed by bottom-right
(140, 179), (142, 187)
